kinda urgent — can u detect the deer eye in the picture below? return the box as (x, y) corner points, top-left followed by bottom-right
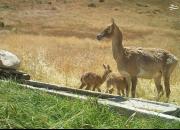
(107, 27), (112, 33)
(104, 28), (108, 32)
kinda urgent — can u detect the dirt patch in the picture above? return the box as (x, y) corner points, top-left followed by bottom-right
(88, 3), (96, 8)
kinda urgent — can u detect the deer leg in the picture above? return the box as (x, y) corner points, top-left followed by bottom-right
(125, 88), (129, 97)
(154, 74), (164, 100)
(92, 84), (101, 92)
(125, 84), (130, 97)
(163, 62), (177, 102)
(163, 75), (171, 101)
(97, 87), (101, 92)
(92, 85), (96, 91)
(109, 87), (114, 94)
(131, 77), (137, 98)
(85, 84), (91, 90)
(96, 84), (101, 92)
(125, 78), (130, 97)
(116, 85), (121, 96)
(79, 83), (86, 89)
(121, 89), (125, 96)
(106, 82), (111, 93)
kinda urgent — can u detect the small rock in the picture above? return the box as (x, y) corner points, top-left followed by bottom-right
(114, 8), (119, 11)
(137, 11), (143, 14)
(136, 3), (149, 7)
(153, 9), (161, 13)
(0, 21), (5, 28)
(88, 3), (96, 8)
(99, 0), (105, 2)
(48, 1), (52, 5)
(51, 6), (57, 10)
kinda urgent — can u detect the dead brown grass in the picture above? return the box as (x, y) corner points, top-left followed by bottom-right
(0, 0), (179, 104)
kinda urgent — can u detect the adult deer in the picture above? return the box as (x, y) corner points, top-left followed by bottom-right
(96, 19), (178, 101)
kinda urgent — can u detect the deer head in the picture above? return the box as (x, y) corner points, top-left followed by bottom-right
(97, 18), (115, 40)
(102, 64), (112, 81)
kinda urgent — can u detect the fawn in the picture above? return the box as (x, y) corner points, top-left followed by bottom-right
(79, 64), (112, 92)
(105, 73), (129, 97)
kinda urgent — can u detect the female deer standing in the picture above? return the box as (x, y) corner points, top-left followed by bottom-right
(97, 19), (178, 101)
(79, 64), (112, 92)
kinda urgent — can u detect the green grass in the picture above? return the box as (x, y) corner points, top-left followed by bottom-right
(0, 80), (180, 129)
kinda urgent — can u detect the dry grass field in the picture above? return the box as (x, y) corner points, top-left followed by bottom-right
(0, 0), (180, 104)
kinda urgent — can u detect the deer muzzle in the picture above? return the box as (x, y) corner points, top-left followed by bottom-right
(96, 34), (103, 41)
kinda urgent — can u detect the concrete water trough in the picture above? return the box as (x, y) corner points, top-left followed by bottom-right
(19, 80), (180, 122)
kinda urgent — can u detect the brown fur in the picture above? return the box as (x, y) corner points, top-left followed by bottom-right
(79, 64), (112, 92)
(105, 73), (129, 97)
(97, 19), (178, 100)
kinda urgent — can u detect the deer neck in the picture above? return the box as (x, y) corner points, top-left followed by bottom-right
(112, 25), (124, 61)
(101, 73), (109, 84)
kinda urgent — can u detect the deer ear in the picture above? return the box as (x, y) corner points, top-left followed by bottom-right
(103, 64), (106, 69)
(111, 18), (115, 24)
(107, 65), (110, 69)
